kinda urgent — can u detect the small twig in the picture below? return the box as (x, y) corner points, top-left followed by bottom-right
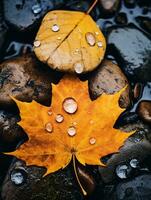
(87, 0), (98, 14)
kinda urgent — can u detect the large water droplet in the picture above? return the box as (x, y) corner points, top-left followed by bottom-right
(74, 62), (84, 74)
(89, 137), (96, 145)
(11, 168), (27, 185)
(63, 97), (78, 114)
(116, 164), (131, 179)
(32, 4), (42, 15)
(55, 114), (64, 123)
(85, 32), (96, 46)
(34, 40), (41, 47)
(67, 126), (76, 137)
(130, 159), (139, 168)
(51, 24), (60, 32)
(45, 122), (53, 133)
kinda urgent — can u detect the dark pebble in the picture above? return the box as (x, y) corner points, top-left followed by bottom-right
(133, 83), (143, 100)
(3, 0), (64, 32)
(99, 0), (120, 15)
(0, 2), (8, 58)
(1, 160), (84, 200)
(136, 17), (151, 35)
(0, 110), (26, 152)
(114, 174), (151, 200)
(108, 26), (151, 83)
(137, 101), (151, 123)
(99, 118), (151, 183)
(124, 0), (136, 8)
(115, 12), (128, 25)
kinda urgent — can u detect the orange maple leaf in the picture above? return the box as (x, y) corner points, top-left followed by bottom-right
(7, 75), (133, 195)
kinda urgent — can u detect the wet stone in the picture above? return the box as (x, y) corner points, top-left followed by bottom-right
(136, 17), (151, 35)
(108, 26), (151, 83)
(3, 42), (33, 61)
(0, 110), (26, 152)
(89, 59), (130, 108)
(2, 160), (83, 200)
(124, 0), (136, 8)
(3, 0), (64, 32)
(99, 118), (151, 183)
(77, 165), (96, 196)
(114, 174), (151, 200)
(0, 54), (52, 107)
(115, 12), (128, 25)
(137, 101), (151, 123)
(0, 4), (8, 59)
(133, 83), (143, 100)
(65, 0), (90, 12)
(99, 0), (120, 14)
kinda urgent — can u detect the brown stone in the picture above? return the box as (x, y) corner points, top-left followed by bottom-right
(133, 83), (143, 99)
(137, 101), (151, 123)
(0, 54), (53, 107)
(99, 0), (120, 13)
(89, 60), (130, 108)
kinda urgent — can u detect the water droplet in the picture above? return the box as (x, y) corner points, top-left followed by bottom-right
(51, 24), (60, 32)
(74, 62), (84, 74)
(116, 164), (131, 179)
(32, 4), (42, 14)
(130, 159), (139, 168)
(89, 137), (96, 145)
(11, 168), (27, 185)
(55, 114), (64, 123)
(85, 32), (96, 46)
(67, 126), (76, 137)
(34, 40), (41, 47)
(63, 98), (78, 114)
(48, 108), (52, 116)
(97, 41), (103, 48)
(45, 122), (53, 133)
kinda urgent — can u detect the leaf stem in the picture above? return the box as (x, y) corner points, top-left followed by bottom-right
(87, 0), (98, 14)
(73, 155), (87, 196)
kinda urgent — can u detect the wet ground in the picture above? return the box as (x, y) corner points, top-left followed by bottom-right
(0, 0), (151, 200)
